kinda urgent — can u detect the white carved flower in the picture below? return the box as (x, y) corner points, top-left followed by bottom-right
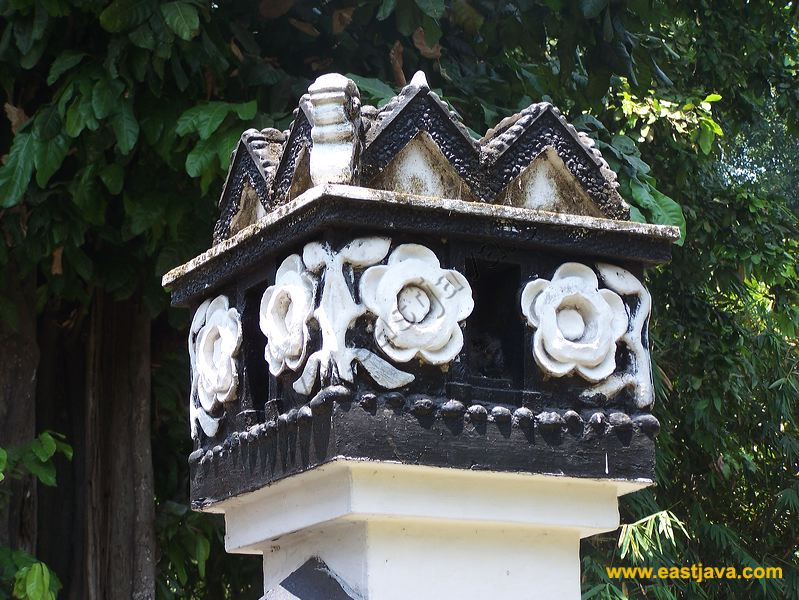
(521, 262), (627, 382)
(260, 254), (315, 375)
(190, 295), (242, 438)
(360, 244), (474, 365)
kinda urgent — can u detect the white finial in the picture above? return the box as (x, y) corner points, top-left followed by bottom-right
(307, 73), (361, 186)
(409, 70), (429, 89)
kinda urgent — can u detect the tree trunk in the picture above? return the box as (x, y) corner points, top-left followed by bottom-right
(0, 266), (38, 555)
(83, 292), (156, 600)
(35, 308), (85, 596)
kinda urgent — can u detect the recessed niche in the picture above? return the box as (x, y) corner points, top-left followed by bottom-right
(464, 258), (523, 389)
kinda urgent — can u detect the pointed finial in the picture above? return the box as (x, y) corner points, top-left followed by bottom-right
(409, 71), (429, 90)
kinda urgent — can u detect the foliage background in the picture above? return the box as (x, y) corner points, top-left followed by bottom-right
(0, 0), (797, 598)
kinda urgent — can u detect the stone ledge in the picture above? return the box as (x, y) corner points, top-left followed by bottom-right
(210, 460), (646, 553)
(163, 184), (680, 304)
(189, 397), (656, 510)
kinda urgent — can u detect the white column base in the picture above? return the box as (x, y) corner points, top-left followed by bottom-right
(204, 460), (650, 600)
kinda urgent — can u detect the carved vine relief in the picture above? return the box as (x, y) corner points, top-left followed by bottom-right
(188, 243), (653, 438)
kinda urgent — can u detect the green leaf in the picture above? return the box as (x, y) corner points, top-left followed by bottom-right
(234, 100), (257, 120)
(185, 137), (215, 177)
(628, 205), (646, 223)
(99, 0), (152, 33)
(622, 153), (651, 175)
(14, 18), (46, 69)
(345, 74), (395, 101)
(22, 454), (56, 486)
(580, 0), (608, 19)
(415, 0), (444, 19)
(112, 102), (140, 154)
(141, 114), (166, 145)
(649, 186), (686, 244)
(123, 193), (166, 235)
(704, 117), (723, 136)
(56, 82), (76, 117)
(451, 0), (484, 34)
(698, 121), (714, 155)
(31, 4), (49, 42)
(13, 20), (32, 55)
(64, 98), (89, 137)
(46, 51), (85, 85)
(176, 103), (211, 136)
(0, 132), (36, 207)
(177, 102), (250, 140)
(33, 106), (62, 141)
(160, 2), (200, 41)
(629, 178), (686, 244)
(34, 134), (69, 187)
(572, 114), (606, 131)
(99, 163), (124, 194)
(14, 567), (29, 598)
(376, 0), (396, 20)
(703, 93), (722, 103)
(395, 0), (416, 35)
(70, 167), (105, 225)
(611, 134), (638, 156)
(199, 164), (214, 194)
(64, 245), (93, 281)
(34, 433), (57, 462)
(129, 23), (156, 49)
(216, 128), (242, 170)
(195, 536), (210, 578)
(91, 78), (125, 120)
(104, 36), (126, 77)
(197, 103), (229, 140)
(239, 61), (283, 86)
(25, 562), (49, 600)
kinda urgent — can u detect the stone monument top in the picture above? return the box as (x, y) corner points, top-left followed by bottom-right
(163, 71), (678, 600)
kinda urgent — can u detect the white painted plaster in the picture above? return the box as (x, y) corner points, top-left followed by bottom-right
(292, 237), (414, 395)
(260, 254), (316, 376)
(520, 156), (560, 209)
(210, 461), (647, 599)
(259, 519), (580, 600)
(373, 131), (472, 199)
(365, 520), (580, 600)
(188, 296), (241, 438)
(521, 263), (627, 382)
(308, 74), (360, 186)
(582, 263), (654, 408)
(213, 461), (641, 551)
(503, 148), (605, 217)
(360, 243), (474, 364)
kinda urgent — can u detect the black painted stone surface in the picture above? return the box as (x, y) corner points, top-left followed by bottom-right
(266, 558), (357, 600)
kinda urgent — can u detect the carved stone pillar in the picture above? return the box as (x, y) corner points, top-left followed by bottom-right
(163, 72), (678, 599)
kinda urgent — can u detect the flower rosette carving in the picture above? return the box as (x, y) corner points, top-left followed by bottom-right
(259, 254), (315, 375)
(360, 244), (474, 365)
(189, 295), (242, 438)
(521, 263), (627, 382)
